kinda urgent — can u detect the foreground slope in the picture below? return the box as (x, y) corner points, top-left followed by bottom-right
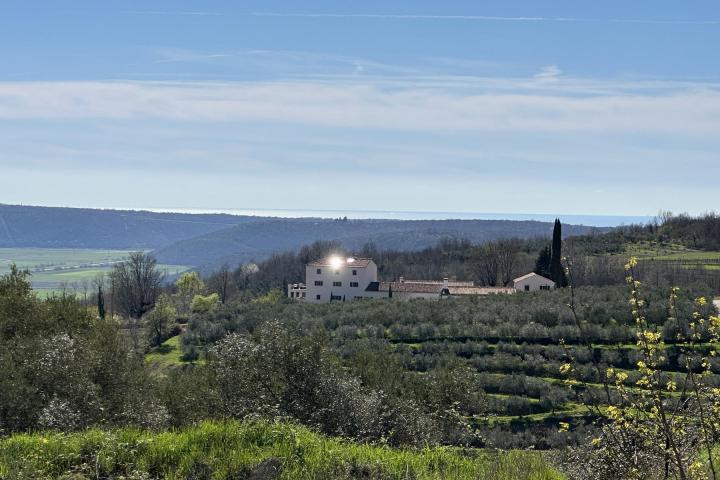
(0, 420), (563, 480)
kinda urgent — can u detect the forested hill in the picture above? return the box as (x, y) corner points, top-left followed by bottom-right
(0, 204), (259, 249)
(153, 217), (603, 272)
(0, 204), (605, 269)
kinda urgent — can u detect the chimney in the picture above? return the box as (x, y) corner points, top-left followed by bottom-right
(399, 276), (404, 283)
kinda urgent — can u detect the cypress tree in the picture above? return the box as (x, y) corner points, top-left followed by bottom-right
(550, 219), (567, 287)
(97, 284), (106, 320)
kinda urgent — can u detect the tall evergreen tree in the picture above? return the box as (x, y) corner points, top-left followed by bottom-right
(97, 284), (105, 320)
(550, 219), (567, 287)
(534, 245), (552, 278)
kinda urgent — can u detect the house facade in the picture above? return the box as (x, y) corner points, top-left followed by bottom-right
(303, 256), (378, 303)
(512, 272), (555, 292)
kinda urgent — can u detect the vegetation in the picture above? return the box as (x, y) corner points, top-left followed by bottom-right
(558, 258), (720, 479)
(0, 420), (563, 480)
(2, 212), (720, 479)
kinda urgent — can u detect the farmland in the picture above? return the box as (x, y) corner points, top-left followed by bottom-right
(0, 248), (190, 295)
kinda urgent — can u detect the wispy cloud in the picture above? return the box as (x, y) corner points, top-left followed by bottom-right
(249, 12), (720, 25)
(121, 11), (223, 16)
(0, 77), (719, 135)
(534, 65), (562, 81)
(250, 12), (579, 22)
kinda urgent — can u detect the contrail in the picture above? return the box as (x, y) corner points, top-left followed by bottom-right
(250, 12), (720, 25)
(251, 13), (580, 22)
(121, 11), (223, 16)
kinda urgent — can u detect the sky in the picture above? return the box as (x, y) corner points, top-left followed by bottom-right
(1, 0), (719, 218)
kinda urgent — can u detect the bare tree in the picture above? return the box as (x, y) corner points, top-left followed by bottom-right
(208, 263), (234, 303)
(111, 252), (163, 349)
(474, 244), (498, 286)
(80, 278), (90, 307)
(496, 239), (520, 286)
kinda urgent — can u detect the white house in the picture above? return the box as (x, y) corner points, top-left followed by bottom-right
(512, 272), (555, 292)
(302, 256), (379, 303)
(290, 255), (516, 303)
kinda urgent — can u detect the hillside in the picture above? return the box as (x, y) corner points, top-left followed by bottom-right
(153, 217), (603, 272)
(0, 204), (259, 249)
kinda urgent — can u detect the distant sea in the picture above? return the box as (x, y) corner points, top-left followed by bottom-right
(143, 207), (653, 228)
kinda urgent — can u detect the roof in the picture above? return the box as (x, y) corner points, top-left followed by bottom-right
(512, 272), (555, 284)
(450, 286), (516, 295)
(366, 280), (514, 295)
(400, 280), (475, 287)
(308, 256), (373, 268)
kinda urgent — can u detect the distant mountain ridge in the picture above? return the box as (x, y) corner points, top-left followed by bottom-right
(0, 204), (608, 271)
(152, 217), (606, 273)
(0, 204), (260, 249)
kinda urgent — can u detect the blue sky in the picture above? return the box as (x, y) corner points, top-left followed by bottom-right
(1, 0), (719, 217)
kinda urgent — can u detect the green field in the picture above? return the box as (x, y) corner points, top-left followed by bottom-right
(0, 248), (190, 295)
(625, 242), (720, 261)
(0, 420), (563, 480)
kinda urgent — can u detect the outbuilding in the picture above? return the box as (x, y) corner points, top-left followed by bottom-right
(512, 272), (555, 292)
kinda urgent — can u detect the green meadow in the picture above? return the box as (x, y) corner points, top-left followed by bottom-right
(0, 248), (190, 296)
(0, 420), (564, 480)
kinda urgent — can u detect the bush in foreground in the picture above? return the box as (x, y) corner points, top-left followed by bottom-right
(0, 420), (563, 480)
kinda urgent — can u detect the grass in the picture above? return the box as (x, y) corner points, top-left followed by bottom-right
(623, 242), (720, 264)
(479, 402), (588, 426)
(0, 248), (190, 296)
(0, 248), (132, 271)
(0, 420), (564, 480)
(145, 335), (190, 368)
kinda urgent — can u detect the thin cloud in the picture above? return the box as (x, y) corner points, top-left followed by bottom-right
(534, 65), (562, 81)
(250, 12), (720, 25)
(251, 12), (580, 22)
(121, 11), (223, 16)
(0, 79), (719, 136)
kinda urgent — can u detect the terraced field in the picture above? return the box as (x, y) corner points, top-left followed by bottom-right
(178, 285), (720, 447)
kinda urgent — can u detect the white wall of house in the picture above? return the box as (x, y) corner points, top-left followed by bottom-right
(305, 259), (378, 303)
(287, 283), (306, 300)
(397, 291), (443, 300)
(513, 273), (555, 292)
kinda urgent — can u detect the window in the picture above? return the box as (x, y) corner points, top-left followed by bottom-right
(331, 295), (342, 301)
(301, 292), (306, 298)
(316, 268), (322, 274)
(316, 294), (321, 300)
(350, 282), (359, 288)
(352, 269), (357, 276)
(540, 285), (551, 291)
(333, 281), (342, 287)
(354, 296), (364, 300)
(524, 285), (530, 291)
(315, 280), (323, 286)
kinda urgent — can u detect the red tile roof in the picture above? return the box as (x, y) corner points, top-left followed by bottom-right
(369, 281), (514, 295)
